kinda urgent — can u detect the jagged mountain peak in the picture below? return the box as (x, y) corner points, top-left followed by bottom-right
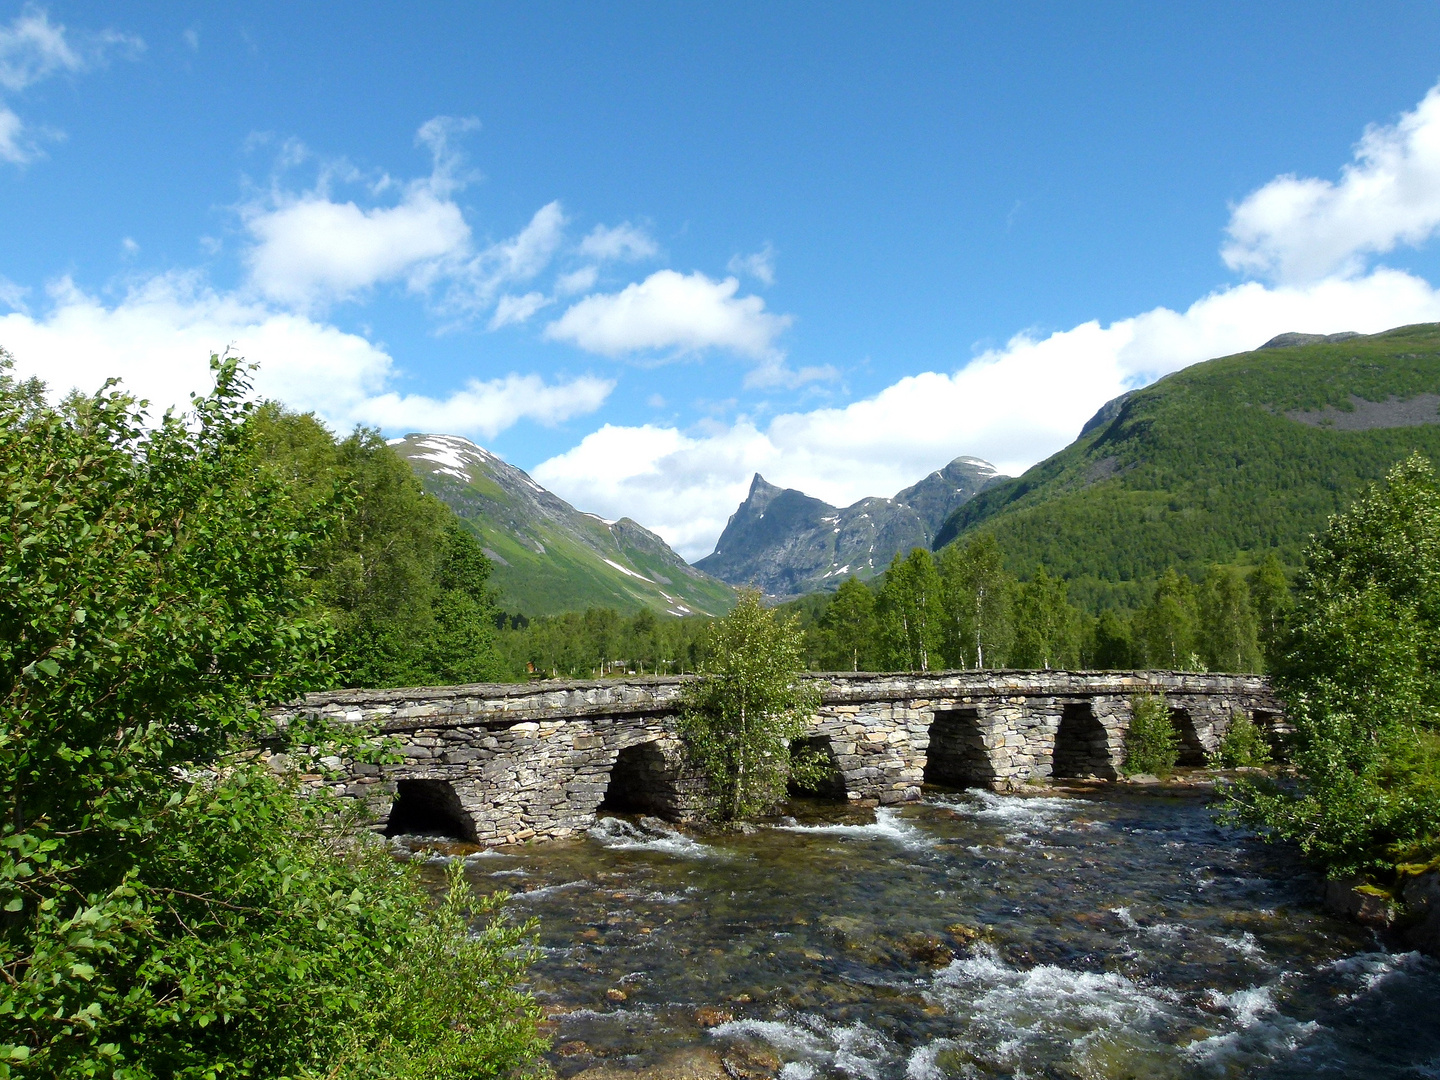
(696, 454), (1005, 597)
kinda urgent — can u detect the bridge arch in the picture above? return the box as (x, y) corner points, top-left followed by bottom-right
(923, 707), (996, 789)
(1052, 702), (1115, 780)
(599, 741), (684, 819)
(385, 778), (477, 842)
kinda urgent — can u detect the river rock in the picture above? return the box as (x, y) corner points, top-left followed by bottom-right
(693, 1006), (734, 1027)
(571, 1048), (733, 1080)
(1324, 877), (1397, 928)
(1399, 869), (1440, 956)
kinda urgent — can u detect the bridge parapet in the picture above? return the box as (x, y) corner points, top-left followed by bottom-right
(268, 671), (1281, 846)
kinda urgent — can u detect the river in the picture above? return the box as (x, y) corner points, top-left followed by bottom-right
(404, 786), (1440, 1079)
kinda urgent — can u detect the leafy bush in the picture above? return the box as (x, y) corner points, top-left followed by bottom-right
(680, 590), (821, 820)
(1208, 711), (1272, 769)
(1122, 693), (1181, 778)
(0, 355), (543, 1077)
(1226, 454), (1440, 876)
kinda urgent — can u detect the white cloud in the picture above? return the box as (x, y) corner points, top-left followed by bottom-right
(545, 269), (792, 360)
(457, 200), (566, 305)
(0, 7), (142, 164)
(0, 275), (29, 313)
(536, 268), (1440, 560)
(579, 222), (657, 262)
(1224, 81), (1440, 283)
(244, 188), (472, 309)
(0, 7), (83, 91)
(0, 273), (612, 440)
(0, 103), (30, 163)
(728, 244), (776, 286)
(489, 291), (551, 329)
(556, 265), (598, 295)
(241, 120), (566, 318)
(351, 372), (614, 438)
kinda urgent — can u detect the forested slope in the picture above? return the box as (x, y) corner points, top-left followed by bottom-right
(392, 433), (735, 617)
(934, 323), (1440, 609)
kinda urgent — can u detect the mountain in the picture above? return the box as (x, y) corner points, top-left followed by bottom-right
(695, 456), (1002, 597)
(390, 434), (735, 617)
(932, 322), (1440, 609)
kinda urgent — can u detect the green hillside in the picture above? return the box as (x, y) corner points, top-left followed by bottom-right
(391, 433), (735, 618)
(933, 323), (1440, 609)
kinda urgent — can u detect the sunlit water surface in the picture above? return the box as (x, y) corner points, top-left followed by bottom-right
(403, 789), (1440, 1080)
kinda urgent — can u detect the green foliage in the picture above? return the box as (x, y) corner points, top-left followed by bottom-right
(934, 325), (1440, 610)
(1009, 569), (1083, 669)
(0, 358), (542, 1077)
(496, 606), (711, 678)
(876, 549), (945, 672)
(1250, 551), (1293, 665)
(250, 407), (502, 688)
(1198, 565), (1262, 673)
(1133, 569), (1200, 669)
(1208, 711), (1272, 769)
(1227, 454), (1440, 875)
(1092, 609), (1135, 669)
(811, 577), (876, 672)
(679, 590), (822, 821)
(937, 534), (1014, 669)
(1123, 694), (1181, 778)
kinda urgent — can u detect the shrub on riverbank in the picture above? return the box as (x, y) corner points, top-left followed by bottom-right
(0, 355), (544, 1077)
(1122, 694), (1181, 778)
(1209, 711), (1272, 769)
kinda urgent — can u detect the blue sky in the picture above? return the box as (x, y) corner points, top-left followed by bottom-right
(7, 4), (1440, 557)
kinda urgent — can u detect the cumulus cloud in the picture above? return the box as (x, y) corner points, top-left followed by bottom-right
(241, 119), (566, 317)
(244, 188), (471, 309)
(545, 269), (792, 360)
(0, 6), (142, 164)
(1224, 81), (1440, 283)
(536, 268), (1440, 560)
(579, 222), (657, 262)
(350, 372), (614, 437)
(0, 273), (612, 439)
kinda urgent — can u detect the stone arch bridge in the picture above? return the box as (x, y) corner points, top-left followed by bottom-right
(267, 671), (1280, 846)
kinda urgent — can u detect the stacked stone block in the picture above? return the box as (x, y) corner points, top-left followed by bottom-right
(266, 670), (1281, 845)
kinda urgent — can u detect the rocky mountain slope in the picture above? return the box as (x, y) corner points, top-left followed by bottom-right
(695, 456), (1002, 596)
(390, 434), (735, 617)
(932, 323), (1440, 609)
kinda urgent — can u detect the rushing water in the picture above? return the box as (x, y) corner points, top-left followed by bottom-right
(402, 787), (1440, 1079)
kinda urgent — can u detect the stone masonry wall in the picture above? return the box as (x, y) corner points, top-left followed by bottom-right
(267, 670), (1279, 845)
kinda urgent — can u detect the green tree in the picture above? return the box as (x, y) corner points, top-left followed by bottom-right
(1227, 454), (1440, 875)
(0, 356), (543, 1077)
(1198, 564), (1262, 672)
(678, 590), (822, 821)
(1009, 568), (1082, 669)
(250, 406), (502, 688)
(1249, 551), (1293, 664)
(876, 549), (945, 672)
(1134, 568), (1201, 669)
(1092, 609), (1136, 669)
(937, 534), (1014, 669)
(814, 576), (876, 671)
